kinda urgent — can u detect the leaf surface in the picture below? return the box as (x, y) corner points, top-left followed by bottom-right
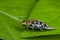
(20, 0), (60, 38)
(0, 0), (36, 40)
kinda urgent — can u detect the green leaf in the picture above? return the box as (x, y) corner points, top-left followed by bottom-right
(20, 0), (60, 38)
(0, 0), (37, 40)
(0, 0), (36, 20)
(0, 0), (60, 40)
(22, 34), (60, 40)
(0, 12), (21, 40)
(0, 11), (28, 40)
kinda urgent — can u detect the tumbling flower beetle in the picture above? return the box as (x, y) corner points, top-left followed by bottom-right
(21, 19), (55, 31)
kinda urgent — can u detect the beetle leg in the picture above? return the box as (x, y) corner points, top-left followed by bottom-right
(33, 28), (35, 34)
(39, 28), (43, 31)
(31, 26), (35, 34)
(26, 27), (29, 29)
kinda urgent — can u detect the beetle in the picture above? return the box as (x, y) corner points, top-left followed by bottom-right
(21, 19), (55, 31)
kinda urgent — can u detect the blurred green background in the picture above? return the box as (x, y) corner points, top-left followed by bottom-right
(0, 0), (60, 40)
